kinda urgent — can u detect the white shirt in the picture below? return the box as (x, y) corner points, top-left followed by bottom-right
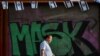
(40, 40), (53, 56)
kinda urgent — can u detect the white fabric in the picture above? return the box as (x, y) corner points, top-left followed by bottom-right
(40, 40), (53, 56)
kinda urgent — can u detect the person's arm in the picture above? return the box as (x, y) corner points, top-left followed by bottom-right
(40, 41), (46, 56)
(40, 49), (45, 56)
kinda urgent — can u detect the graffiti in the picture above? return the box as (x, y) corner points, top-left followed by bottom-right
(9, 21), (99, 56)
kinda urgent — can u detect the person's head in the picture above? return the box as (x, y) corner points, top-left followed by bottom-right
(44, 35), (53, 43)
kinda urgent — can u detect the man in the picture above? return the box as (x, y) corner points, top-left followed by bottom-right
(40, 35), (55, 56)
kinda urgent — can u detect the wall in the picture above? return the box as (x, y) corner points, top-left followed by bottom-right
(8, 3), (100, 56)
